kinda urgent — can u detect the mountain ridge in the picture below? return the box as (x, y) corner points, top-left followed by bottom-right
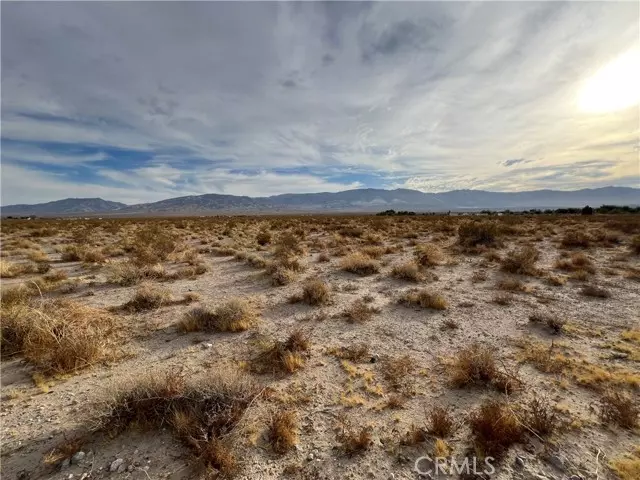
(2, 187), (638, 216)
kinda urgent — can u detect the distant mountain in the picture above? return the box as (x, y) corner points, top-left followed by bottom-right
(1, 198), (126, 216)
(2, 187), (638, 216)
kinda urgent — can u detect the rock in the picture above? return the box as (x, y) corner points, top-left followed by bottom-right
(388, 474), (396, 480)
(569, 476), (584, 480)
(61, 458), (71, 469)
(117, 463), (126, 474)
(127, 465), (134, 472)
(514, 456), (526, 469)
(307, 453), (314, 461)
(109, 458), (124, 472)
(202, 343), (213, 349)
(549, 454), (566, 471)
(71, 451), (85, 464)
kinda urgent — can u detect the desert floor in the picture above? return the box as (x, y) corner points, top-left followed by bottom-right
(1, 214), (638, 480)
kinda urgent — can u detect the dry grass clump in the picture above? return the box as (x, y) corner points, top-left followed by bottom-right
(414, 244), (444, 266)
(256, 230), (272, 246)
(268, 410), (299, 454)
(290, 279), (331, 306)
(529, 313), (566, 334)
(273, 232), (305, 259)
(27, 250), (49, 263)
(426, 406), (457, 438)
(496, 277), (528, 292)
(524, 396), (558, 437)
(180, 299), (258, 333)
(492, 292), (513, 305)
(1, 299), (118, 374)
(457, 220), (500, 249)
(500, 246), (540, 275)
(447, 344), (520, 393)
(337, 422), (373, 456)
(121, 284), (171, 311)
(599, 392), (638, 429)
(97, 368), (260, 477)
(381, 355), (416, 393)
(343, 299), (379, 323)
(609, 449), (640, 480)
(0, 260), (36, 278)
(130, 225), (177, 265)
(269, 265), (298, 286)
(581, 285), (611, 298)
(468, 399), (524, 458)
(399, 289), (447, 310)
(361, 246), (385, 259)
(516, 340), (568, 374)
(554, 252), (595, 274)
(630, 235), (640, 255)
(330, 343), (370, 362)
(561, 230), (590, 248)
(339, 253), (380, 275)
(390, 261), (423, 282)
(253, 329), (310, 374)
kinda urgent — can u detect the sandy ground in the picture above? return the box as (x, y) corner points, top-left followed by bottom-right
(1, 219), (639, 480)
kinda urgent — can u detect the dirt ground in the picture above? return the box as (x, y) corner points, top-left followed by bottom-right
(1, 214), (638, 480)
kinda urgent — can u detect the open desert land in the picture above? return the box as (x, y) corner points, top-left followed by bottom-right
(1, 214), (638, 480)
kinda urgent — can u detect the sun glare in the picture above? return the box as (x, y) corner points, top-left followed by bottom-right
(578, 47), (640, 113)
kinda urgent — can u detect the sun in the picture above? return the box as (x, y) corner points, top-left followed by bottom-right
(578, 47), (640, 114)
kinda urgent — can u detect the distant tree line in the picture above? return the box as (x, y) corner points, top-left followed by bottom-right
(377, 205), (639, 216)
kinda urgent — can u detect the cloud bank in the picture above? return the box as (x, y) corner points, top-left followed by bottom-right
(1, 2), (638, 204)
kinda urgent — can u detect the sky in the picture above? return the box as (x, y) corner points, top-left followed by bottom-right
(1, 1), (639, 205)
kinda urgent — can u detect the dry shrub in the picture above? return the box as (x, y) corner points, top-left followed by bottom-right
(343, 299), (379, 323)
(337, 423), (372, 456)
(317, 252), (330, 263)
(122, 284), (171, 311)
(270, 266), (297, 286)
(600, 392), (638, 429)
(529, 313), (565, 334)
(609, 449), (640, 480)
(399, 289), (447, 310)
(630, 235), (640, 255)
(294, 279), (331, 306)
(331, 343), (370, 362)
(131, 225), (177, 265)
(274, 232), (305, 259)
(381, 355), (415, 393)
(253, 329), (310, 374)
(0, 260), (36, 278)
(1, 299), (118, 374)
(496, 277), (528, 292)
(180, 299), (257, 333)
(524, 396), (558, 437)
(581, 285), (611, 298)
(561, 230), (590, 248)
(447, 344), (519, 393)
(426, 406), (457, 438)
(340, 253), (380, 275)
(500, 246), (539, 275)
(268, 410), (299, 454)
(390, 261), (423, 282)
(414, 244), (444, 266)
(106, 261), (144, 286)
(361, 246), (385, 260)
(458, 221), (500, 248)
(517, 341), (568, 374)
(27, 250), (49, 263)
(98, 368), (260, 477)
(44, 434), (86, 466)
(468, 399), (524, 458)
(256, 230), (272, 246)
(554, 252), (595, 274)
(492, 292), (513, 305)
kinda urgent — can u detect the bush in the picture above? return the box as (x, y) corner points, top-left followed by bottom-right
(343, 299), (379, 323)
(97, 368), (260, 476)
(447, 343), (519, 393)
(268, 410), (298, 454)
(399, 289), (447, 310)
(561, 230), (590, 248)
(600, 392), (638, 429)
(468, 399), (524, 458)
(1, 299), (118, 374)
(252, 329), (310, 374)
(458, 221), (499, 248)
(414, 244), (444, 266)
(131, 225), (177, 265)
(500, 246), (539, 275)
(297, 279), (331, 306)
(340, 253), (380, 275)
(256, 230), (272, 246)
(122, 284), (171, 311)
(390, 261), (423, 282)
(180, 299), (257, 333)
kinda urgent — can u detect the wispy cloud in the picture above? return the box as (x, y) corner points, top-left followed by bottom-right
(1, 2), (638, 204)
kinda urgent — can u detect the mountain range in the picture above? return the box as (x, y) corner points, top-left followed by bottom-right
(2, 187), (638, 216)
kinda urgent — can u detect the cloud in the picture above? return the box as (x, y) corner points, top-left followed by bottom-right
(1, 2), (639, 204)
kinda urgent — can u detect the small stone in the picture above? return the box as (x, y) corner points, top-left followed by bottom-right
(388, 474), (396, 480)
(307, 453), (314, 461)
(109, 458), (124, 472)
(71, 451), (85, 464)
(61, 458), (71, 469)
(514, 456), (526, 468)
(127, 465), (134, 472)
(202, 343), (213, 349)
(117, 464), (126, 474)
